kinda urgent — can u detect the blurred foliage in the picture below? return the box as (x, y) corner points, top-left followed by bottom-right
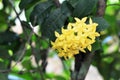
(92, 0), (120, 80)
(0, 0), (119, 80)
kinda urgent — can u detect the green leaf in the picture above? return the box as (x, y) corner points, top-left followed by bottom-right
(0, 62), (8, 79)
(0, 10), (8, 32)
(0, 31), (19, 45)
(21, 21), (32, 30)
(19, 0), (33, 9)
(30, 1), (54, 26)
(61, 1), (73, 17)
(24, 6), (34, 22)
(73, 0), (98, 18)
(69, 0), (80, 7)
(40, 39), (49, 49)
(92, 39), (101, 52)
(45, 73), (66, 80)
(32, 48), (41, 63)
(45, 73), (55, 79)
(22, 57), (33, 70)
(102, 57), (114, 64)
(0, 62), (7, 70)
(19, 0), (40, 10)
(54, 75), (66, 80)
(0, 48), (9, 59)
(104, 15), (117, 34)
(41, 9), (64, 41)
(92, 17), (110, 31)
(19, 0), (40, 21)
(41, 2), (72, 41)
(0, 73), (8, 80)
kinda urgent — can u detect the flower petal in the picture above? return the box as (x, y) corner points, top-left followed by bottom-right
(55, 31), (60, 37)
(51, 17), (100, 59)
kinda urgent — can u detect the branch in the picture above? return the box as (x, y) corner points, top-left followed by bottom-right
(8, 0), (22, 22)
(8, 0), (34, 69)
(8, 0), (29, 38)
(53, 0), (61, 7)
(12, 32), (33, 68)
(96, 0), (107, 17)
(71, 52), (94, 80)
(77, 53), (94, 80)
(0, 70), (11, 73)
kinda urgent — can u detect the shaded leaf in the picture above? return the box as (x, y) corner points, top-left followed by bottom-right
(93, 17), (109, 31)
(21, 21), (32, 30)
(32, 48), (41, 63)
(19, 0), (33, 9)
(0, 73), (8, 80)
(0, 62), (8, 80)
(61, 1), (73, 17)
(15, 42), (25, 61)
(0, 31), (19, 45)
(0, 48), (9, 59)
(0, 10), (8, 32)
(19, 0), (40, 21)
(0, 62), (7, 70)
(41, 8), (65, 41)
(41, 2), (72, 41)
(19, 0), (40, 10)
(2, 0), (10, 9)
(68, 0), (80, 7)
(73, 0), (98, 18)
(9, 20), (16, 26)
(40, 39), (49, 49)
(24, 6), (34, 22)
(32, 48), (48, 63)
(30, 1), (54, 26)
(92, 39), (101, 52)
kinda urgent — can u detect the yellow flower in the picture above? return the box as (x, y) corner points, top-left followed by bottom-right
(51, 17), (100, 59)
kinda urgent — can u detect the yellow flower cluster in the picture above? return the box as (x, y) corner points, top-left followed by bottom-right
(51, 17), (100, 59)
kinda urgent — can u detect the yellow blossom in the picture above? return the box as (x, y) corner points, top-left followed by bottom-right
(51, 17), (100, 59)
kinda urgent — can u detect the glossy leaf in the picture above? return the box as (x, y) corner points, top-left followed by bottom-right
(30, 1), (54, 26)
(19, 0), (33, 9)
(68, 0), (80, 7)
(73, 0), (98, 18)
(92, 39), (101, 52)
(19, 0), (40, 21)
(41, 2), (72, 41)
(93, 17), (109, 31)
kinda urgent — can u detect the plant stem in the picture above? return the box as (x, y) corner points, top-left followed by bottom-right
(71, 52), (94, 80)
